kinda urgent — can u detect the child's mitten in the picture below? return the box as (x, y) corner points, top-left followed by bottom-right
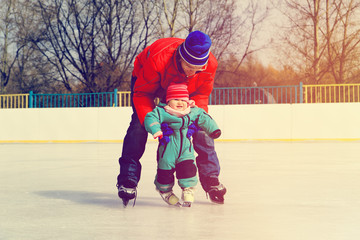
(187, 122), (202, 138)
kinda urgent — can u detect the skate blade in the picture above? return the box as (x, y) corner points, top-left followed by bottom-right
(122, 198), (135, 208)
(122, 198), (130, 207)
(182, 202), (192, 207)
(168, 202), (181, 207)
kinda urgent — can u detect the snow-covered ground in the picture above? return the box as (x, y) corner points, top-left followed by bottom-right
(1, 141), (359, 240)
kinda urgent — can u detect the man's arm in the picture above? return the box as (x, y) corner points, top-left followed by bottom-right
(132, 54), (160, 125)
(190, 54), (217, 112)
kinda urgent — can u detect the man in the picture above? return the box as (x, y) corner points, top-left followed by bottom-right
(117, 31), (227, 207)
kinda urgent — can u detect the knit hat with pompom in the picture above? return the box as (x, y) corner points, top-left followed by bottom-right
(179, 31), (211, 66)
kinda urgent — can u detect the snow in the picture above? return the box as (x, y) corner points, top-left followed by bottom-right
(1, 141), (359, 240)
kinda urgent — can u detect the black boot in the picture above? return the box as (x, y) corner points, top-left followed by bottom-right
(207, 183), (227, 204)
(201, 175), (227, 204)
(117, 180), (137, 207)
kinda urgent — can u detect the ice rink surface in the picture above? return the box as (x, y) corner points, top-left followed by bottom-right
(1, 141), (360, 240)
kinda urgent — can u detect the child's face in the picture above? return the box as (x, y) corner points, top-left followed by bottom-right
(168, 99), (188, 111)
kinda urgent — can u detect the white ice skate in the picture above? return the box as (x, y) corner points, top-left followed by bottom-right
(181, 187), (195, 207)
(158, 190), (181, 207)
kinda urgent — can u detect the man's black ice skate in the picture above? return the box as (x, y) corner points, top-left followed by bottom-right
(117, 185), (137, 207)
(202, 176), (227, 204)
(207, 183), (227, 204)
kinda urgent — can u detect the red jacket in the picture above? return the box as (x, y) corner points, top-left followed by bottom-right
(132, 37), (218, 125)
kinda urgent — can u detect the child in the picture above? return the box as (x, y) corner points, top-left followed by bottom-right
(144, 83), (221, 207)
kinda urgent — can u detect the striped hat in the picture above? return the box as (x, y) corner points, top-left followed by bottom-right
(166, 83), (189, 103)
(179, 31), (211, 66)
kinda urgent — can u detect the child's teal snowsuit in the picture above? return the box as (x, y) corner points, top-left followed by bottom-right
(144, 103), (221, 192)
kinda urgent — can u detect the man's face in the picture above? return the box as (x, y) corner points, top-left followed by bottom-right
(180, 59), (206, 77)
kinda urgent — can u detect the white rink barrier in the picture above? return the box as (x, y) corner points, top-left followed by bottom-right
(1, 103), (360, 143)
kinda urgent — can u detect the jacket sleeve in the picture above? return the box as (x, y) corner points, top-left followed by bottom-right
(191, 79), (213, 113)
(195, 109), (221, 139)
(144, 108), (162, 136)
(190, 54), (217, 113)
(133, 52), (161, 125)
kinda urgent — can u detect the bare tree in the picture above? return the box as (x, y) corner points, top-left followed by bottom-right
(0, 0), (28, 93)
(93, 0), (158, 91)
(30, 0), (156, 93)
(325, 0), (360, 84)
(230, 1), (270, 72)
(276, 0), (360, 84)
(201, 0), (270, 86)
(158, 0), (182, 37)
(4, 0), (62, 94)
(180, 0), (206, 33)
(276, 0), (326, 84)
(154, 0), (269, 69)
(193, 0), (239, 61)
(154, 0), (242, 53)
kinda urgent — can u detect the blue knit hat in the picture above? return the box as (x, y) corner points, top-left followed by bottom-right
(179, 31), (211, 66)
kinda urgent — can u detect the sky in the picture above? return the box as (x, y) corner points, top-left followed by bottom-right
(235, 0), (287, 67)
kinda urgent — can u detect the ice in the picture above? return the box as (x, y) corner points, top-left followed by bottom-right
(0, 141), (360, 240)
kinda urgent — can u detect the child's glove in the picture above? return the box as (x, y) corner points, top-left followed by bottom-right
(153, 131), (163, 139)
(161, 123), (174, 136)
(187, 122), (202, 138)
(159, 123), (174, 146)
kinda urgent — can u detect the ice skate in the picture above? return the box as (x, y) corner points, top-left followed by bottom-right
(207, 183), (226, 204)
(158, 190), (181, 207)
(181, 187), (195, 207)
(117, 185), (137, 207)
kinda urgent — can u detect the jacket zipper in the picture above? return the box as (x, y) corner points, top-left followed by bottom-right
(178, 117), (185, 159)
(186, 115), (192, 152)
(161, 143), (168, 158)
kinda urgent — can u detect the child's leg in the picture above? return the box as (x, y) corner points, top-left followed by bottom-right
(176, 159), (198, 189)
(154, 163), (180, 206)
(154, 168), (175, 193)
(176, 159), (198, 206)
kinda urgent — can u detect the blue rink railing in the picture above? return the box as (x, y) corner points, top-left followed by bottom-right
(28, 90), (124, 108)
(2, 82), (360, 108)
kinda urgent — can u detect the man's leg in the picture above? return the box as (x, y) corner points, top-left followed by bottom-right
(117, 112), (148, 187)
(116, 75), (148, 205)
(116, 111), (148, 206)
(193, 130), (227, 204)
